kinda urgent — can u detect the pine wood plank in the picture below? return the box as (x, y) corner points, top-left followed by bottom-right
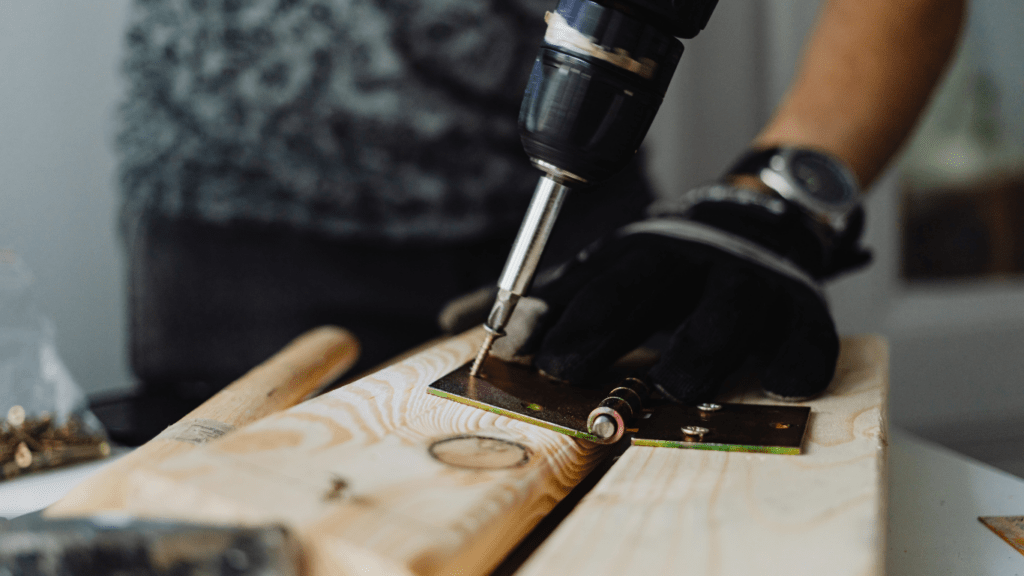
(515, 335), (889, 576)
(121, 328), (609, 576)
(47, 326), (360, 517)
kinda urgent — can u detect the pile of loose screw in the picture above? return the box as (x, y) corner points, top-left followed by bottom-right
(1, 405), (110, 480)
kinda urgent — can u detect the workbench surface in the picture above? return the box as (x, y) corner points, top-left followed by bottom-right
(2, 429), (1021, 574)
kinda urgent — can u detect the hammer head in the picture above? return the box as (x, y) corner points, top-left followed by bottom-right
(0, 513), (301, 576)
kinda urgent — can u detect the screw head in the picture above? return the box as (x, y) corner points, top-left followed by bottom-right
(6, 405), (25, 428)
(681, 425), (710, 440)
(696, 403), (722, 412)
(591, 415), (617, 440)
(14, 442), (32, 468)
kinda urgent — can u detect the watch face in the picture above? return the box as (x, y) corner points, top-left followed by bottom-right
(788, 150), (855, 205)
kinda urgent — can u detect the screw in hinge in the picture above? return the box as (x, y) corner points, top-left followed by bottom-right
(681, 426), (710, 441)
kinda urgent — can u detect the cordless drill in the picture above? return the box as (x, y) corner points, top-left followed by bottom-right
(470, 0), (721, 376)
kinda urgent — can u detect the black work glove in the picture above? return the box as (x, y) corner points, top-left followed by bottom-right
(522, 183), (871, 404)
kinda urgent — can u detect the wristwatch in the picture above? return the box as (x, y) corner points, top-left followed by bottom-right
(726, 147), (861, 234)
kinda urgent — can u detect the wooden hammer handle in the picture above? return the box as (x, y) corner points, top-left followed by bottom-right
(184, 325), (360, 426)
(46, 325), (360, 517)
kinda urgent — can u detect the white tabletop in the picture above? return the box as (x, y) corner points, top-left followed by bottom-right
(888, 429), (1024, 575)
(0, 450), (129, 519)
(2, 430), (1023, 573)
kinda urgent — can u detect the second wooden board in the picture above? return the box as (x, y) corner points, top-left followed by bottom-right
(515, 335), (889, 576)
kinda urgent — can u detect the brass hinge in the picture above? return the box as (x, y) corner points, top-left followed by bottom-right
(427, 357), (809, 455)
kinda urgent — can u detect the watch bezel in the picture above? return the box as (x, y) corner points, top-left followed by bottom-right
(731, 147), (861, 233)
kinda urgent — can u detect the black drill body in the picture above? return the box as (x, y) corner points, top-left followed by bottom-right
(469, 0), (720, 377)
(519, 0), (719, 184)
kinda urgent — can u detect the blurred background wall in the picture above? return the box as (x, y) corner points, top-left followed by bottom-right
(1, 0), (1022, 472)
(0, 0), (132, 396)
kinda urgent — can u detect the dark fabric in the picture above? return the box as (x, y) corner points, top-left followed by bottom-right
(118, 0), (555, 244)
(117, 0), (659, 390)
(127, 215), (500, 395)
(125, 159), (653, 394)
(112, 0), (658, 439)
(527, 232), (840, 404)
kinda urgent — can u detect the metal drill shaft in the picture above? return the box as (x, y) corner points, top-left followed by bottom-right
(469, 175), (570, 377)
(495, 176), (570, 297)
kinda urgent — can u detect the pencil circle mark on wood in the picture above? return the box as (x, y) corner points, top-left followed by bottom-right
(429, 435), (530, 470)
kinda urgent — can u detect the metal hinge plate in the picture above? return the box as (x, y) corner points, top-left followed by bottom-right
(979, 516), (1024, 557)
(427, 357), (810, 454)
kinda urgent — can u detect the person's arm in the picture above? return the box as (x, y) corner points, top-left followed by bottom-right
(754, 0), (966, 189)
(523, 0), (968, 403)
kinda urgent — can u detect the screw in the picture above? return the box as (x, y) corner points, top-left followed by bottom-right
(7, 421), (43, 452)
(697, 403), (722, 412)
(591, 415), (617, 440)
(14, 442), (32, 468)
(36, 443), (110, 467)
(27, 413), (53, 437)
(6, 406), (25, 428)
(681, 426), (710, 441)
(63, 416), (83, 439)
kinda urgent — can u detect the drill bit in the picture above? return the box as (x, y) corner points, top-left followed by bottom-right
(469, 175), (570, 377)
(468, 330), (496, 377)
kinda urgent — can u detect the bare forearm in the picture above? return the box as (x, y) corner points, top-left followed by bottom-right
(755, 0), (966, 189)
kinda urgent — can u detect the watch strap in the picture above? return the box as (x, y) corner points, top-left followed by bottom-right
(725, 147), (782, 178)
(645, 183), (871, 280)
(647, 183), (787, 220)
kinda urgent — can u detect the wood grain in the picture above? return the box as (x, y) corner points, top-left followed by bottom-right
(46, 326), (360, 517)
(515, 335), (889, 576)
(121, 328), (609, 576)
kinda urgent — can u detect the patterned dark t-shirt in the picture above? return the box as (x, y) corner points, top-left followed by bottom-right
(119, 0), (562, 243)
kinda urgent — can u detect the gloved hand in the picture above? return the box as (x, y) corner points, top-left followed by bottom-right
(519, 182), (870, 404)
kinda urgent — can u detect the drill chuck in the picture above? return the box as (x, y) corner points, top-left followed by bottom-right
(519, 0), (684, 185)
